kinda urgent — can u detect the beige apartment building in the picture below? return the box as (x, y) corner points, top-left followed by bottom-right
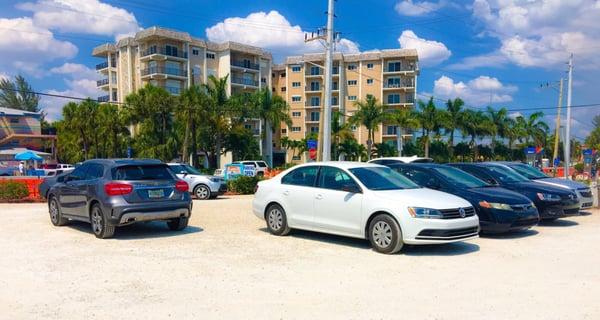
(272, 50), (419, 162)
(92, 26), (272, 140)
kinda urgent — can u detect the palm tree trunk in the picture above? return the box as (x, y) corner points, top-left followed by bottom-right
(424, 130), (430, 158)
(448, 130), (454, 159)
(191, 122), (197, 167)
(396, 126), (403, 156)
(182, 116), (192, 164)
(471, 136), (478, 161)
(264, 118), (273, 167)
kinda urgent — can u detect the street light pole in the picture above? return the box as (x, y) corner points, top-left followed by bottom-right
(565, 54), (573, 179)
(322, 0), (334, 162)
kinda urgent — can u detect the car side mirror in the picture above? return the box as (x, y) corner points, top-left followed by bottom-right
(341, 184), (361, 193)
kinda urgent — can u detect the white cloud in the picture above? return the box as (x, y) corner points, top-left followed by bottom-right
(395, 0), (446, 16)
(0, 17), (77, 70)
(205, 10), (360, 59)
(17, 0), (141, 40)
(0, 72), (8, 81)
(432, 75), (517, 106)
(41, 67), (102, 121)
(447, 52), (508, 70)
(467, 0), (600, 69)
(398, 30), (451, 66)
(50, 63), (100, 80)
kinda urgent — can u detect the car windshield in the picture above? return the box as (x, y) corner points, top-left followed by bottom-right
(508, 163), (548, 180)
(432, 166), (490, 188)
(486, 165), (530, 183)
(113, 164), (173, 180)
(349, 167), (420, 191)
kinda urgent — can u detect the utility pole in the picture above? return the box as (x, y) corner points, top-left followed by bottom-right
(305, 0), (334, 162)
(565, 54), (573, 179)
(553, 78), (564, 172)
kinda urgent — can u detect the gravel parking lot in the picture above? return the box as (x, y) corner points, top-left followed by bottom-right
(1, 196), (599, 319)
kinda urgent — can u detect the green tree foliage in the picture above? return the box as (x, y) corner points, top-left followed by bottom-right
(250, 87), (292, 165)
(350, 95), (386, 160)
(584, 115), (600, 151)
(0, 75), (40, 112)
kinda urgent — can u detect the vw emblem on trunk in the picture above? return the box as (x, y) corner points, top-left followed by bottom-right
(459, 208), (466, 218)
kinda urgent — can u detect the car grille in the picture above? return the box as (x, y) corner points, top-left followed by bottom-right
(510, 204), (534, 211)
(560, 193), (578, 201)
(440, 207), (475, 219)
(416, 227), (479, 240)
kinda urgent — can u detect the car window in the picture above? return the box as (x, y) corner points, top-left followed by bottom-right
(349, 167), (419, 190)
(281, 166), (319, 187)
(459, 166), (496, 184)
(113, 164), (174, 181)
(509, 163), (548, 180)
(396, 167), (432, 186)
(68, 164), (88, 181)
(432, 166), (489, 188)
(168, 165), (186, 174)
(257, 161), (268, 168)
(317, 166), (359, 191)
(486, 166), (529, 183)
(84, 163), (104, 180)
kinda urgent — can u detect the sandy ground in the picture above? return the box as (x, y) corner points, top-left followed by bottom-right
(1, 196), (599, 319)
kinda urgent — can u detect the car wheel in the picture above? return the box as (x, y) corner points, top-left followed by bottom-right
(167, 217), (189, 231)
(193, 184), (211, 200)
(266, 204), (291, 236)
(368, 214), (403, 254)
(90, 204), (115, 239)
(48, 196), (68, 226)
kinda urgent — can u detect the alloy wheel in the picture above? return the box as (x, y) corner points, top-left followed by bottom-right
(91, 207), (103, 235)
(49, 199), (58, 223)
(372, 221), (392, 248)
(268, 208), (283, 231)
(196, 186), (209, 199)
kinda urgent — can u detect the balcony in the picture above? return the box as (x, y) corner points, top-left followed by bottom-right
(97, 95), (110, 102)
(141, 66), (188, 79)
(231, 60), (259, 71)
(141, 47), (188, 61)
(305, 115), (320, 123)
(383, 64), (418, 73)
(97, 78), (109, 88)
(383, 79), (415, 89)
(95, 60), (116, 70)
(305, 85), (322, 93)
(231, 77), (258, 87)
(305, 101), (321, 109)
(305, 69), (323, 77)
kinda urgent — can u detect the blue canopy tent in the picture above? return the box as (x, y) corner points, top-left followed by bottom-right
(14, 150), (43, 161)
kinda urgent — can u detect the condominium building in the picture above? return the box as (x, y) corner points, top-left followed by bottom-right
(0, 107), (56, 158)
(92, 26), (273, 138)
(272, 50), (419, 162)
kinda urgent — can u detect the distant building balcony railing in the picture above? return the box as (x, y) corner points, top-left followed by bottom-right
(305, 86), (321, 92)
(383, 80), (415, 88)
(95, 60), (116, 70)
(231, 60), (259, 70)
(97, 95), (110, 102)
(97, 79), (109, 87)
(142, 47), (188, 59)
(383, 65), (417, 72)
(231, 77), (258, 87)
(141, 66), (187, 77)
(306, 69), (323, 76)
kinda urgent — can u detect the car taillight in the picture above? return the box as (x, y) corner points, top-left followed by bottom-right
(104, 182), (133, 196)
(175, 181), (188, 192)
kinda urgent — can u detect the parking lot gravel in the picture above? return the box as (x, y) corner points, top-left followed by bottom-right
(1, 196), (599, 319)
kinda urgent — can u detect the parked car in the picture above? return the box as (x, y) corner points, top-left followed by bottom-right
(167, 163), (227, 200)
(386, 163), (540, 233)
(369, 156), (434, 164)
(499, 162), (593, 209)
(232, 160), (269, 177)
(46, 159), (192, 238)
(0, 166), (17, 176)
(253, 162), (479, 254)
(449, 163), (580, 221)
(39, 171), (71, 199)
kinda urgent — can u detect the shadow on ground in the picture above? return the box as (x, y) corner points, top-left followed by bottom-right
(260, 227), (479, 256)
(537, 219), (579, 227)
(481, 229), (539, 240)
(65, 220), (203, 240)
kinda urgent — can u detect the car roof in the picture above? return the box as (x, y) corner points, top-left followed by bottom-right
(293, 161), (385, 170)
(389, 163), (445, 169)
(369, 156), (434, 163)
(84, 158), (164, 166)
(448, 162), (505, 168)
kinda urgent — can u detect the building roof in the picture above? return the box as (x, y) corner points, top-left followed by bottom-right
(0, 107), (40, 117)
(0, 148), (51, 156)
(285, 49), (419, 64)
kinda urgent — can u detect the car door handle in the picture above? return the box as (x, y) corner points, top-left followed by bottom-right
(315, 194), (323, 200)
(283, 190), (290, 196)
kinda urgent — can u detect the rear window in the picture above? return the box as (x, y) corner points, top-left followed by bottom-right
(257, 161), (268, 168)
(112, 164), (174, 181)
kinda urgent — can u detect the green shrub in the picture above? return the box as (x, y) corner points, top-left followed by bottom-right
(227, 175), (261, 194)
(0, 181), (29, 201)
(574, 163), (584, 173)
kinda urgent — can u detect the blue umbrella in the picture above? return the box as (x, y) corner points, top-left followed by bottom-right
(14, 150), (43, 161)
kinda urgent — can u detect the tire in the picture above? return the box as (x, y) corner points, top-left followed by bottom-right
(368, 214), (403, 254)
(167, 217), (189, 231)
(90, 204), (115, 239)
(265, 203), (291, 236)
(48, 196), (68, 226)
(193, 184), (211, 200)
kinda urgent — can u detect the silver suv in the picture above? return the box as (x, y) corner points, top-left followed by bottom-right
(47, 159), (192, 238)
(167, 163), (227, 200)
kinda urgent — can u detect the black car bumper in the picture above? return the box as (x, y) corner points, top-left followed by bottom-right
(539, 199), (580, 219)
(479, 207), (540, 234)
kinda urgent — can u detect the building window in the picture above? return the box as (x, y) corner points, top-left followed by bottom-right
(310, 96), (320, 106)
(261, 77), (267, 83)
(387, 94), (401, 104)
(347, 80), (357, 86)
(387, 61), (402, 72)
(244, 124), (253, 130)
(332, 66), (339, 74)
(386, 126), (397, 135)
(272, 73), (275, 78)
(281, 72), (286, 78)
(367, 63), (374, 69)
(9, 118), (19, 124)
(281, 128), (287, 134)
(332, 96), (338, 106)
(332, 81), (338, 90)
(292, 155), (301, 160)
(291, 65), (301, 72)
(351, 125), (357, 131)
(347, 64), (357, 70)
(310, 111), (320, 121)
(291, 126), (301, 132)
(206, 52), (216, 59)
(310, 66), (321, 76)
(310, 126), (319, 133)
(292, 82), (301, 88)
(367, 78), (374, 85)
(292, 95), (301, 102)
(309, 81), (320, 91)
(281, 87), (287, 92)
(292, 111), (301, 117)
(348, 95), (357, 101)
(192, 48), (200, 56)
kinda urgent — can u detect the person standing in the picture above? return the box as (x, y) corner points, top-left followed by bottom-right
(18, 161), (24, 176)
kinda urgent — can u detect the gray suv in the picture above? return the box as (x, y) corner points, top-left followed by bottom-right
(46, 159), (192, 238)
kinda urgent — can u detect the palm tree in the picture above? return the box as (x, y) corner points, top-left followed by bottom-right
(487, 106), (509, 159)
(521, 112), (549, 147)
(459, 109), (495, 161)
(386, 108), (419, 156)
(204, 75), (230, 168)
(339, 138), (368, 161)
(503, 117), (524, 160)
(350, 95), (386, 160)
(251, 87), (292, 166)
(444, 98), (464, 159)
(179, 85), (209, 165)
(331, 110), (353, 159)
(417, 97), (443, 158)
(97, 103), (129, 158)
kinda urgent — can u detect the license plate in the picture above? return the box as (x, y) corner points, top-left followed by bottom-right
(148, 189), (164, 198)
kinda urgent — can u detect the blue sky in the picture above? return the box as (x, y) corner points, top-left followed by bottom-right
(0, 0), (599, 140)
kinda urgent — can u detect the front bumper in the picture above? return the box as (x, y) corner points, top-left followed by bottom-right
(576, 189), (593, 209)
(539, 199), (580, 219)
(479, 207), (540, 233)
(403, 215), (480, 245)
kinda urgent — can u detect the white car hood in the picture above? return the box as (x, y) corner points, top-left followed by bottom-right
(371, 188), (471, 210)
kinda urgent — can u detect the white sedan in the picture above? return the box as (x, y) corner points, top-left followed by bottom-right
(253, 162), (479, 254)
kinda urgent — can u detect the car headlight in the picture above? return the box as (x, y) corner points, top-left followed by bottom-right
(209, 178), (221, 183)
(407, 207), (443, 219)
(537, 193), (561, 201)
(479, 201), (513, 211)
